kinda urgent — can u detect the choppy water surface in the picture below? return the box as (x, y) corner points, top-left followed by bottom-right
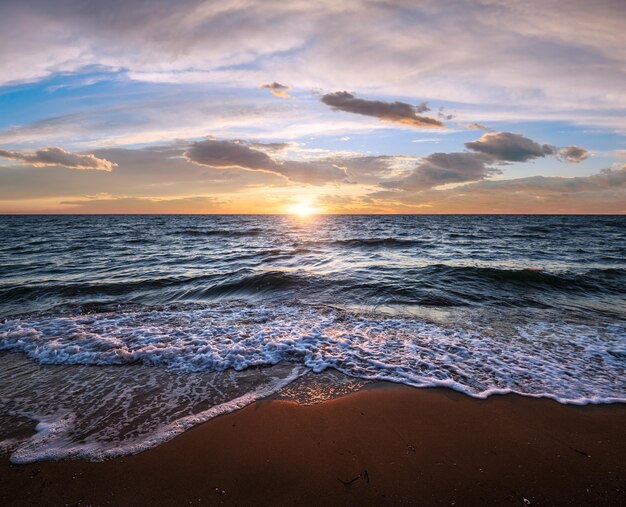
(1, 215), (625, 462)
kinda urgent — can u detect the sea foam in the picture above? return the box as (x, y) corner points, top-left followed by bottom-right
(1, 302), (624, 463)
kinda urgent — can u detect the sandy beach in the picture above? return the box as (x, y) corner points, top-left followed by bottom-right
(1, 384), (624, 506)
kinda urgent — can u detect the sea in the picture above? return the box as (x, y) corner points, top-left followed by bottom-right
(0, 214), (624, 463)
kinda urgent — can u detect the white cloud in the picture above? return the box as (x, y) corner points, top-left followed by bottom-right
(0, 0), (624, 128)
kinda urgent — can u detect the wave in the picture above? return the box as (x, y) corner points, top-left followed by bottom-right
(1, 355), (306, 464)
(422, 264), (626, 291)
(316, 237), (428, 248)
(2, 265), (623, 318)
(0, 274), (217, 300)
(193, 270), (308, 298)
(176, 228), (263, 237)
(1, 275), (299, 315)
(1, 302), (624, 463)
(1, 303), (623, 400)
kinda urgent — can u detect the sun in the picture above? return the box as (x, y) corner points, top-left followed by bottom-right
(288, 200), (319, 217)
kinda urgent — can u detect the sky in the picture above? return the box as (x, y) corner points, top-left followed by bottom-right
(0, 0), (625, 214)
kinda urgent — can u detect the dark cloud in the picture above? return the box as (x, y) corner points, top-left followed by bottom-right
(382, 152), (498, 191)
(0, 147), (115, 171)
(464, 132), (555, 162)
(185, 140), (273, 171)
(380, 131), (590, 191)
(437, 107), (454, 120)
(261, 82), (289, 90)
(184, 139), (347, 184)
(320, 92), (445, 128)
(466, 123), (493, 132)
(261, 82), (291, 98)
(465, 132), (591, 165)
(557, 145), (590, 163)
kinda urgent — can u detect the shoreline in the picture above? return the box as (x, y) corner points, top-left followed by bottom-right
(1, 383), (625, 506)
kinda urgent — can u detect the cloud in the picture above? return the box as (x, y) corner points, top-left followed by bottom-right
(0, 0), (624, 158)
(59, 195), (225, 214)
(464, 132), (555, 162)
(412, 138), (440, 143)
(381, 131), (591, 191)
(246, 141), (293, 153)
(171, 132), (593, 196)
(466, 123), (493, 132)
(0, 144), (290, 201)
(468, 165), (626, 193)
(320, 92), (445, 128)
(465, 132), (591, 165)
(0, 147), (116, 171)
(324, 154), (410, 184)
(0, 0), (625, 134)
(184, 139), (347, 184)
(185, 139), (273, 171)
(369, 165), (626, 214)
(557, 145), (590, 163)
(437, 107), (454, 121)
(0, 90), (369, 147)
(261, 82), (292, 99)
(0, 134), (620, 214)
(381, 152), (498, 191)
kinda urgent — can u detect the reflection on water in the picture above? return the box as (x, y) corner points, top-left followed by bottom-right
(271, 369), (370, 405)
(1, 214), (625, 319)
(0, 214), (625, 463)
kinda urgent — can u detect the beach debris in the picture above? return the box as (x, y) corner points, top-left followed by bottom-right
(338, 474), (361, 486)
(512, 491), (532, 505)
(338, 469), (369, 486)
(571, 447), (591, 458)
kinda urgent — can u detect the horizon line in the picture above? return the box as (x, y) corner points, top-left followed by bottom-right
(1, 213), (624, 217)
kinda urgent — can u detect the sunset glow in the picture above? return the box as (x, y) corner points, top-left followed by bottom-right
(0, 1), (623, 214)
(288, 201), (319, 217)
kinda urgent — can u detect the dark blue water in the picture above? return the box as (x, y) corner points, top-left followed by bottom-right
(0, 215), (625, 462)
(1, 215), (625, 318)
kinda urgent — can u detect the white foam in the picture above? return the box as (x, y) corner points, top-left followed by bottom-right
(1, 302), (625, 462)
(1, 304), (624, 403)
(7, 364), (305, 464)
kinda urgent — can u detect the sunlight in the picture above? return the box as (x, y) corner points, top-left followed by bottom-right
(288, 200), (319, 217)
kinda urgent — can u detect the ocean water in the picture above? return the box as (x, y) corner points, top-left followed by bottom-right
(0, 214), (625, 463)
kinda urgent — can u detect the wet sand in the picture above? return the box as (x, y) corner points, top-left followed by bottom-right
(1, 384), (625, 506)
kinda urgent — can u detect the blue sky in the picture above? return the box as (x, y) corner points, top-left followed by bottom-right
(0, 0), (624, 213)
